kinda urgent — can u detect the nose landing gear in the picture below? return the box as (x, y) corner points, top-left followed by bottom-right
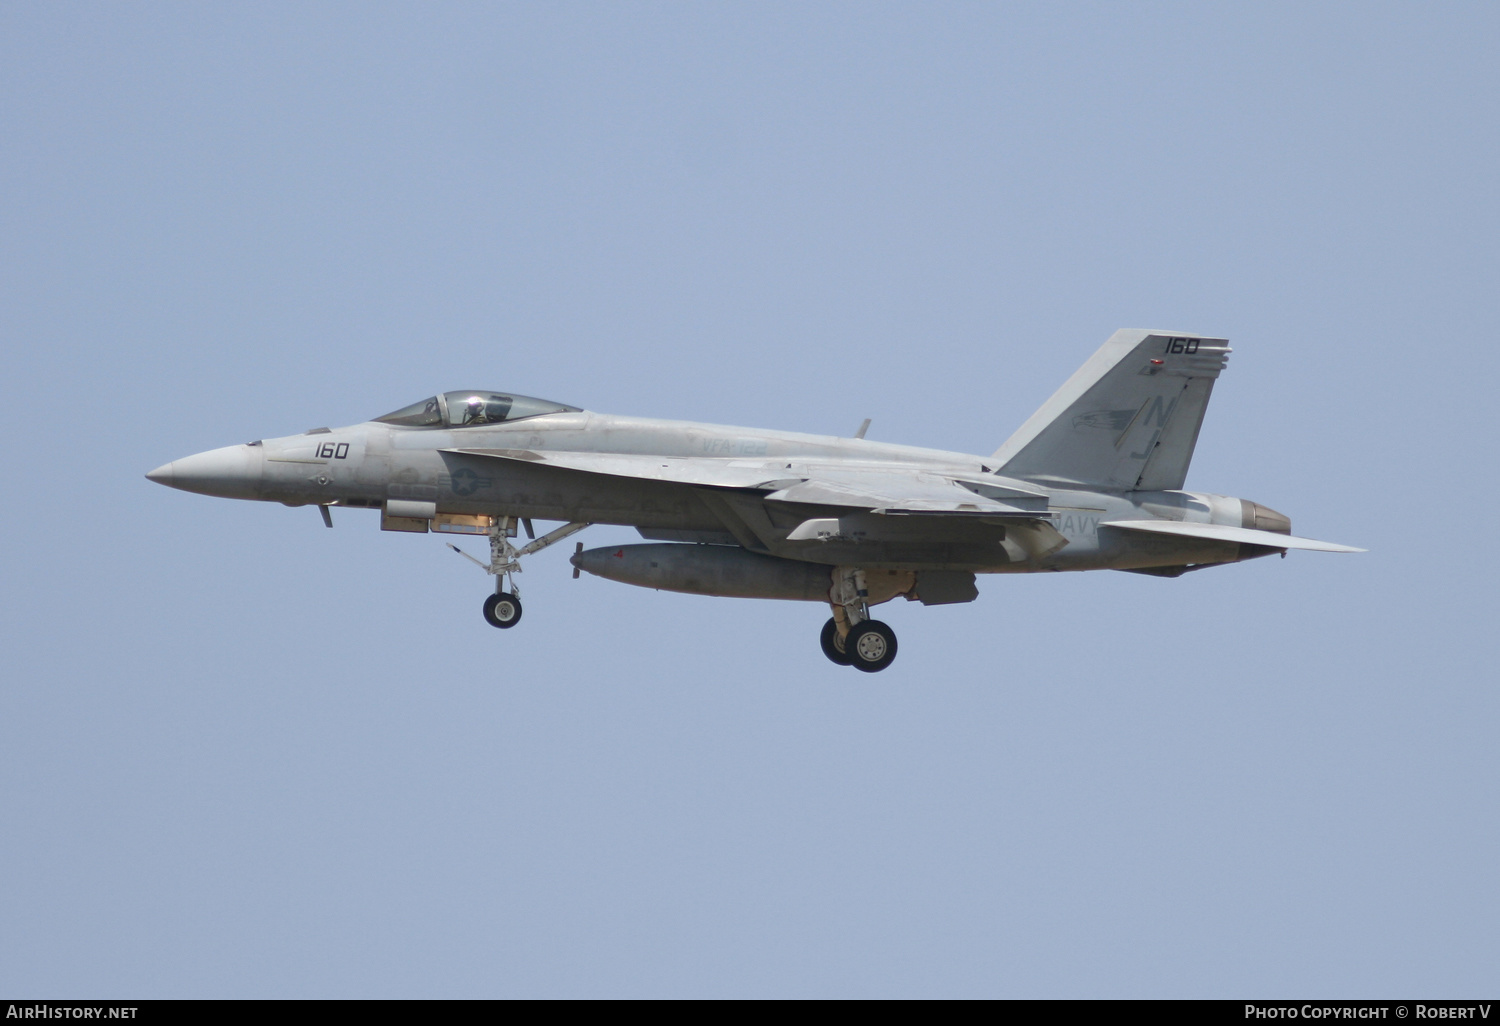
(447, 515), (589, 630)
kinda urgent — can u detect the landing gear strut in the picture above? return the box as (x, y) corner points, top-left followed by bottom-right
(447, 515), (589, 630)
(823, 566), (898, 672)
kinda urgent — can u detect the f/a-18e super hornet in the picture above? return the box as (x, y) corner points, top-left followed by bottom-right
(147, 330), (1361, 672)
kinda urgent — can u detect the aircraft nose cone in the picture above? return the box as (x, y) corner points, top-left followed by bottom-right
(147, 444), (264, 499)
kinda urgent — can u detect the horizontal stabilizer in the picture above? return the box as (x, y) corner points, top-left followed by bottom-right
(1102, 520), (1365, 552)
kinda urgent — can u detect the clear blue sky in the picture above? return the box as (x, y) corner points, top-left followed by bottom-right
(2, 1), (1496, 998)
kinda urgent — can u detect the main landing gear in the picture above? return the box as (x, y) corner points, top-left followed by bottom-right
(821, 567), (898, 672)
(448, 515), (589, 630)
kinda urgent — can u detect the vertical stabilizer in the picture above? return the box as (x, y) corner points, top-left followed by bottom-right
(991, 330), (1231, 490)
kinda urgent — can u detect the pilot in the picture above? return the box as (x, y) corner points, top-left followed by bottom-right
(462, 396), (488, 425)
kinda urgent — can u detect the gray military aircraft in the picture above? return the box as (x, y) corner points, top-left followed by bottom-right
(147, 329), (1361, 671)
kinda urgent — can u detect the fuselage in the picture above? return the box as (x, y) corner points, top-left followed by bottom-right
(148, 409), (1282, 575)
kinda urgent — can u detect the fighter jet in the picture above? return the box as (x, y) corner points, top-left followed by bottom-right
(147, 329), (1361, 672)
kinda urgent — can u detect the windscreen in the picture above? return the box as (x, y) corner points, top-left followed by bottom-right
(373, 396), (443, 426)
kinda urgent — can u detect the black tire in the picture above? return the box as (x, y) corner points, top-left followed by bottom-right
(482, 592), (523, 629)
(820, 618), (853, 665)
(847, 620), (897, 673)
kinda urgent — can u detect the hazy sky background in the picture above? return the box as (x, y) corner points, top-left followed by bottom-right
(3, 1), (1496, 998)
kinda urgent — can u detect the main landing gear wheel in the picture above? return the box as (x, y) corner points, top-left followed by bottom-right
(820, 618), (853, 666)
(483, 592), (523, 629)
(847, 620), (897, 673)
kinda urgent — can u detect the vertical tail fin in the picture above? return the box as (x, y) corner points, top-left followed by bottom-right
(991, 329), (1231, 490)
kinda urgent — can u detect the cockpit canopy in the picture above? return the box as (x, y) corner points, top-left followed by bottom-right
(374, 391), (582, 428)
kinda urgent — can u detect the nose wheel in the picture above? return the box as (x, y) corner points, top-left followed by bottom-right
(483, 591), (523, 629)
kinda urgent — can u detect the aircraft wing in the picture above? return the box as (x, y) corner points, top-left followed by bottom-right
(446, 448), (1049, 516)
(1102, 520), (1365, 552)
(762, 472), (1047, 516)
(444, 448), (789, 489)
